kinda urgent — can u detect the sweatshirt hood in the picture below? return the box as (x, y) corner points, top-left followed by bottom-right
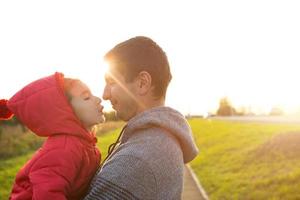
(122, 106), (199, 163)
(7, 72), (96, 143)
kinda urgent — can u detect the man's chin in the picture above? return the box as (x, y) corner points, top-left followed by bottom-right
(117, 111), (138, 122)
(116, 112), (129, 122)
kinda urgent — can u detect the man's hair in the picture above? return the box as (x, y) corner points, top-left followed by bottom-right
(104, 36), (172, 99)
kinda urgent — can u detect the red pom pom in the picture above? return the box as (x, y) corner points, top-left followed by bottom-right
(0, 99), (14, 120)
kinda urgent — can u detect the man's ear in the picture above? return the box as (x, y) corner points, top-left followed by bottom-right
(136, 71), (152, 96)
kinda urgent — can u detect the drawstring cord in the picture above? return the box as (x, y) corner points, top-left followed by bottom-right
(99, 125), (127, 167)
(88, 125), (127, 193)
(87, 126), (127, 193)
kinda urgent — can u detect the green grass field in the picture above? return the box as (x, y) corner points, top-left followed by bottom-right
(1, 119), (300, 199)
(189, 118), (300, 200)
(0, 152), (35, 199)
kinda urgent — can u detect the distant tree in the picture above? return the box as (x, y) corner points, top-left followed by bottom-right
(269, 107), (284, 116)
(235, 106), (250, 116)
(217, 97), (236, 116)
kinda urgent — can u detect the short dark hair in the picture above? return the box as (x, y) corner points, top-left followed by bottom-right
(104, 36), (172, 99)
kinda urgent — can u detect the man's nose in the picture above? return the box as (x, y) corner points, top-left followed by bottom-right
(102, 85), (110, 100)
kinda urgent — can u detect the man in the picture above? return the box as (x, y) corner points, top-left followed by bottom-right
(84, 36), (198, 200)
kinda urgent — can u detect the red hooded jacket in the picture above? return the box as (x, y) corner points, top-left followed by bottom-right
(8, 72), (101, 200)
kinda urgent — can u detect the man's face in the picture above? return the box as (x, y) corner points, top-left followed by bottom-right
(102, 68), (139, 121)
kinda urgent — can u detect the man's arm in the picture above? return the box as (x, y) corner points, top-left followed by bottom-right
(84, 154), (157, 200)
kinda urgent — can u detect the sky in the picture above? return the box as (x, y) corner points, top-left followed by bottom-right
(1, 0), (300, 116)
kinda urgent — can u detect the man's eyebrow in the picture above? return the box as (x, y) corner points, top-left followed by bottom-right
(104, 74), (113, 82)
(104, 74), (108, 81)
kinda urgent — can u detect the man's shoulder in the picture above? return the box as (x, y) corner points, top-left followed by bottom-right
(115, 128), (183, 165)
(126, 128), (180, 149)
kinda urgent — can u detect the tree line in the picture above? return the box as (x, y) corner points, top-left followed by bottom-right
(216, 97), (284, 116)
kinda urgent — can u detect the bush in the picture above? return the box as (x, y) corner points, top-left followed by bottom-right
(0, 125), (44, 159)
(0, 121), (125, 159)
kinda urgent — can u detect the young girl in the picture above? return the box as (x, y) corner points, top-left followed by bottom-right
(0, 72), (104, 200)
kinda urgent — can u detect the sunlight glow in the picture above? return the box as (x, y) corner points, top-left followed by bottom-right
(106, 67), (146, 110)
(1, 0), (300, 116)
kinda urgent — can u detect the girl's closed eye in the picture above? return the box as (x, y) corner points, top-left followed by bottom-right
(82, 91), (91, 100)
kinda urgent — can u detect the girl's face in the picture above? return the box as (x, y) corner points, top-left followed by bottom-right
(68, 80), (105, 130)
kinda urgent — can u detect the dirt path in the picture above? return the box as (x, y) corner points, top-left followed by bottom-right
(212, 116), (300, 124)
(182, 165), (209, 200)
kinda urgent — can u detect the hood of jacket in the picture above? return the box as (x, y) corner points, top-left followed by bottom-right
(122, 106), (199, 163)
(7, 72), (96, 143)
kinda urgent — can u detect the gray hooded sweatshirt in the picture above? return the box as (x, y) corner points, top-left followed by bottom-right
(84, 106), (199, 200)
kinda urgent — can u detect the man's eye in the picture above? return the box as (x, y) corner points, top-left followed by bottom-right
(106, 78), (115, 85)
(84, 97), (90, 100)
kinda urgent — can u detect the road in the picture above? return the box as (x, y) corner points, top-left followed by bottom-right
(211, 115), (300, 124)
(182, 165), (209, 200)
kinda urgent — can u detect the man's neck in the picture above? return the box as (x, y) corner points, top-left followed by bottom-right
(137, 97), (165, 114)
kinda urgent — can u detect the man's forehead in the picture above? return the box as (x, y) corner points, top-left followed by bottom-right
(105, 68), (123, 80)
